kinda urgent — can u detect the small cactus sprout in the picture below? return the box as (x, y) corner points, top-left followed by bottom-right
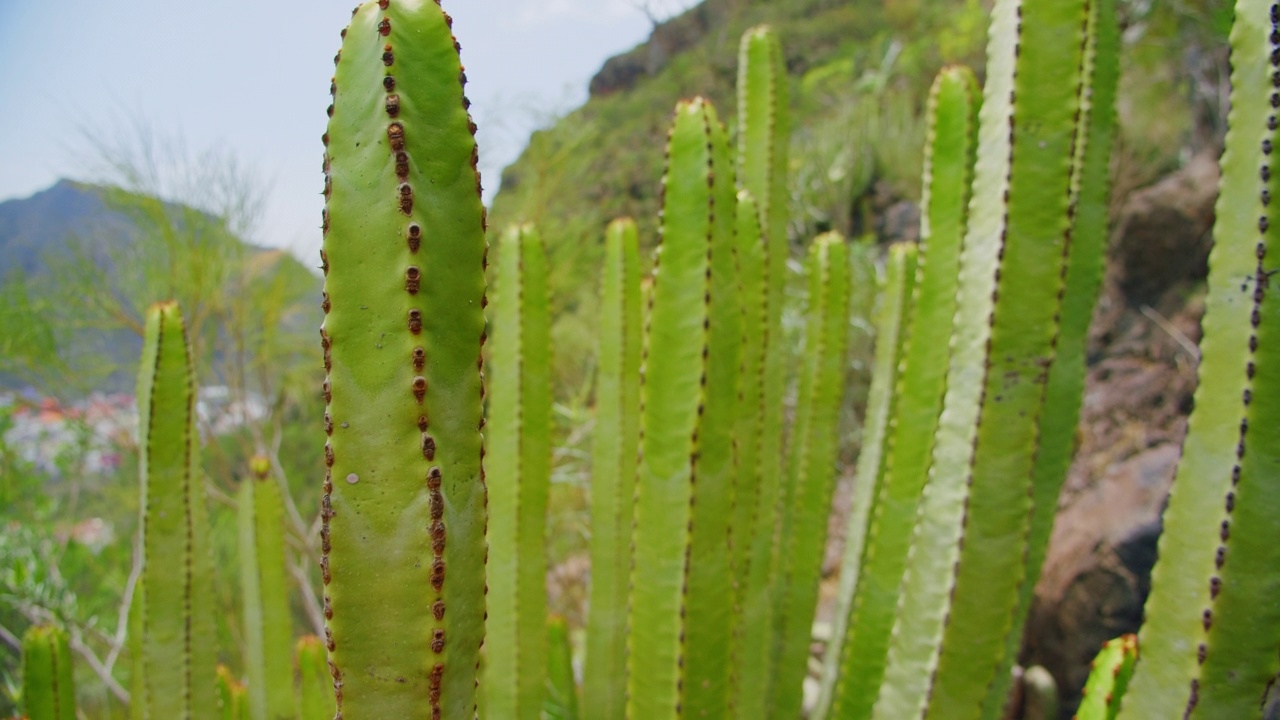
(1076, 636), (1137, 720)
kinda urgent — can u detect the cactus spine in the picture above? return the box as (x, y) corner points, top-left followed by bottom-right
(826, 65), (978, 720)
(237, 458), (295, 720)
(21, 624), (76, 720)
(484, 223), (552, 720)
(733, 26), (792, 720)
(320, 1), (487, 716)
(583, 218), (642, 719)
(135, 300), (217, 720)
(1119, 1), (1280, 715)
(626, 97), (732, 719)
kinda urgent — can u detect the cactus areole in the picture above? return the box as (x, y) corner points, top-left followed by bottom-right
(320, 1), (488, 718)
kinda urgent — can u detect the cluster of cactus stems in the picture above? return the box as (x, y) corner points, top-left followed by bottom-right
(20, 0), (1280, 718)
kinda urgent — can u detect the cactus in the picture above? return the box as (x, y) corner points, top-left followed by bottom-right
(625, 96), (736, 719)
(135, 300), (218, 720)
(1119, 0), (1280, 715)
(817, 239), (923, 719)
(682, 98), (741, 720)
(21, 624), (76, 720)
(824, 65), (978, 720)
(216, 666), (247, 720)
(727, 189), (767, 711)
(236, 457), (295, 720)
(1075, 636), (1137, 720)
(582, 218), (642, 719)
(770, 232), (857, 719)
(294, 636), (333, 720)
(484, 223), (552, 720)
(319, 0), (487, 716)
(545, 616), (580, 720)
(732, 26), (793, 720)
(986, 0), (1119, 713)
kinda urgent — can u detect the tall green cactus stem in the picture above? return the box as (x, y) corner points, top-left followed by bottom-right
(916, 2), (1095, 712)
(1075, 635), (1137, 720)
(216, 666), (247, 720)
(908, 0), (1092, 716)
(1120, 1), (1280, 715)
(583, 218), (642, 720)
(545, 616), (581, 720)
(825, 66), (978, 720)
(295, 636), (334, 720)
(237, 458), (295, 720)
(320, 1), (487, 717)
(626, 97), (726, 719)
(817, 245), (923, 719)
(733, 26), (792, 720)
(21, 625), (75, 720)
(683, 102), (740, 720)
(727, 190), (767, 710)
(136, 300), (217, 720)
(737, 25), (790, 263)
(771, 232), (855, 719)
(986, 2), (1119, 714)
(485, 223), (552, 720)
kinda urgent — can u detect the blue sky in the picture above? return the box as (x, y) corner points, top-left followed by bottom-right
(0, 0), (695, 259)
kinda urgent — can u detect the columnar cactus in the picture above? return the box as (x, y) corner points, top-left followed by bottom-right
(824, 65), (978, 720)
(1119, 0), (1280, 715)
(484, 223), (552, 720)
(319, 1), (487, 717)
(583, 218), (642, 720)
(908, 1), (1093, 716)
(732, 26), (793, 720)
(770, 231), (856, 719)
(988, 0), (1119, 711)
(21, 624), (76, 720)
(236, 457), (295, 720)
(818, 238), (921, 720)
(626, 97), (736, 719)
(135, 300), (217, 720)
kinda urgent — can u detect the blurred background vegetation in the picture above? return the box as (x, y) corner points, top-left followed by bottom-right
(0, 0), (1230, 715)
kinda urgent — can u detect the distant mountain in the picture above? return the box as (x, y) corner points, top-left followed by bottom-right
(0, 180), (321, 394)
(0, 180), (143, 278)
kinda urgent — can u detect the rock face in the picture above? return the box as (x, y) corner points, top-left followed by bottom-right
(588, 0), (737, 97)
(1020, 150), (1219, 717)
